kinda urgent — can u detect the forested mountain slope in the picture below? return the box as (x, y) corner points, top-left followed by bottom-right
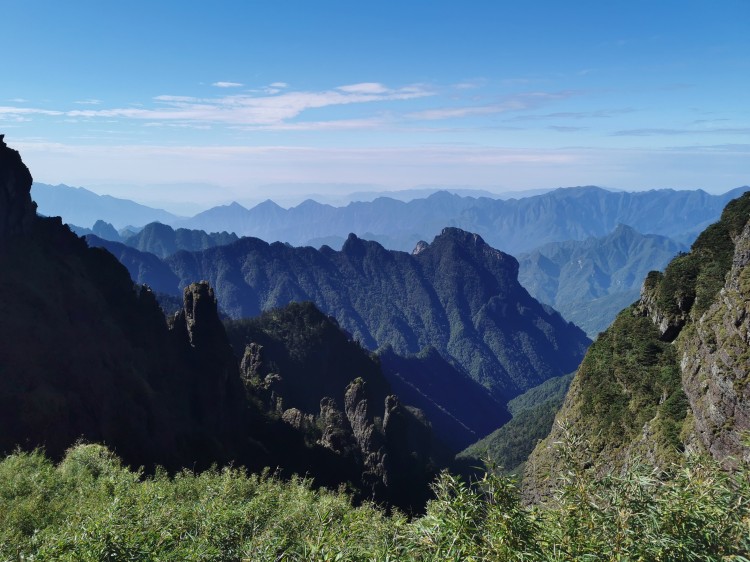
(123, 221), (238, 258)
(163, 228), (590, 401)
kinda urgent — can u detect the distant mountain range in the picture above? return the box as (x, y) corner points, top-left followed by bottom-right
(87, 218), (691, 341)
(174, 186), (749, 254)
(34, 182), (749, 256)
(32, 183), (180, 229)
(517, 224), (687, 337)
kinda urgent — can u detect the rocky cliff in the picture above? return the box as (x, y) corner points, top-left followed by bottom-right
(0, 137), (440, 510)
(524, 192), (750, 500)
(680, 220), (750, 466)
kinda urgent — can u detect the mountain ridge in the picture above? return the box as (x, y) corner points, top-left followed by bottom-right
(161, 226), (590, 401)
(172, 185), (749, 253)
(35, 180), (749, 253)
(32, 182), (181, 229)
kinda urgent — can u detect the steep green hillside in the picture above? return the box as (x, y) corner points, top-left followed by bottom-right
(2, 444), (748, 560)
(525, 191), (750, 500)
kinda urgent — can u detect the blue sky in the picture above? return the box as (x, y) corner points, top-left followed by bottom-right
(2, 0), (749, 212)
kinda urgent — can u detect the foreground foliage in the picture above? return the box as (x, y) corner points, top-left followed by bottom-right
(1, 443), (748, 561)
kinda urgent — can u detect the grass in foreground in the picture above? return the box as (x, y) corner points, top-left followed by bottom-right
(1, 440), (748, 561)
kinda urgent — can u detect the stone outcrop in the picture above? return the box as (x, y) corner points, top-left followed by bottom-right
(240, 342), (265, 382)
(680, 222), (750, 466)
(318, 397), (358, 456)
(344, 379), (388, 493)
(281, 407), (315, 432)
(0, 135), (37, 238)
(636, 271), (690, 341)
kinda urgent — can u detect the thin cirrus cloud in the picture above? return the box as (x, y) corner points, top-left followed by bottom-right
(65, 82), (433, 126)
(212, 81), (244, 88)
(239, 117), (388, 132)
(0, 106), (63, 117)
(613, 127), (750, 136)
(408, 91), (579, 121)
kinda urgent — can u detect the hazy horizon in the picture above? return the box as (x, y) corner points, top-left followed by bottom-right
(31, 179), (749, 218)
(5, 0), (749, 209)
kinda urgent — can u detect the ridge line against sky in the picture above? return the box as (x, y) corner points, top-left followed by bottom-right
(2, 0), (748, 213)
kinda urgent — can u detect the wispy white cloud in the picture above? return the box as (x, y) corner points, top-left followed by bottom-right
(409, 103), (524, 120)
(506, 108), (634, 122)
(548, 125), (588, 132)
(65, 83), (433, 126)
(0, 106), (63, 116)
(408, 91), (578, 121)
(613, 127), (750, 136)
(154, 95), (201, 103)
(336, 82), (390, 94)
(74, 99), (102, 105)
(269, 82), (288, 89)
(7, 98), (28, 103)
(212, 81), (244, 88)
(239, 117), (387, 132)
(453, 80), (486, 90)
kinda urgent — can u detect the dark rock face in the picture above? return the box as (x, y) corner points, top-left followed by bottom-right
(0, 135), (36, 238)
(318, 397), (358, 456)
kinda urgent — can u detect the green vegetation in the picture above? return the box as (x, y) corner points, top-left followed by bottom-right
(654, 192), (750, 322)
(577, 308), (687, 459)
(457, 374), (574, 476)
(2, 442), (748, 561)
(506, 373), (574, 417)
